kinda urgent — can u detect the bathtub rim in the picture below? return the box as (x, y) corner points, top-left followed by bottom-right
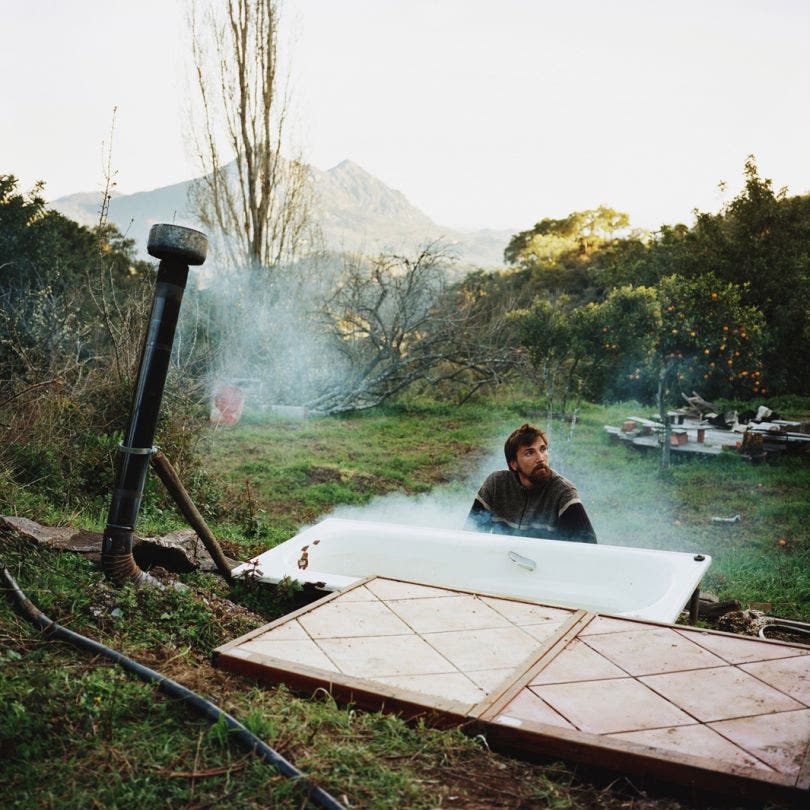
(232, 517), (712, 624)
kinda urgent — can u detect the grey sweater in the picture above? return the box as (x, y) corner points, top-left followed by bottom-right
(465, 469), (597, 543)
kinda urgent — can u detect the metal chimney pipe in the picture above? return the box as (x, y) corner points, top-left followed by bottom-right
(102, 224), (208, 587)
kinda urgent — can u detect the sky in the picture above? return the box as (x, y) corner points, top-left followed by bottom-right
(2, 0), (809, 233)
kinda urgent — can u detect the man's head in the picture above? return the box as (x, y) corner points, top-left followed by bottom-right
(504, 423), (550, 487)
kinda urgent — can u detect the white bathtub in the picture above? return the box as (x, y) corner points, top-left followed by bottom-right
(233, 518), (711, 624)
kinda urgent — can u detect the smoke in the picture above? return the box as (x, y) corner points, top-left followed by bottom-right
(177, 248), (353, 413)
(329, 485), (472, 530)
(325, 448), (506, 531)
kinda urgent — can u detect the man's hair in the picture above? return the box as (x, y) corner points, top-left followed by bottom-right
(504, 423), (548, 466)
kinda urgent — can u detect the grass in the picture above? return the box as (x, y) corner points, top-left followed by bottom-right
(1, 393), (808, 808)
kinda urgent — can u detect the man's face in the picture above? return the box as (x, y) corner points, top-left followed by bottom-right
(509, 436), (550, 487)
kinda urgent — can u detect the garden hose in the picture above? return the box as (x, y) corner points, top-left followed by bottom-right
(0, 562), (347, 810)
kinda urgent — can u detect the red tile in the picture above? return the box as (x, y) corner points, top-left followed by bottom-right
(677, 627), (810, 664)
(530, 677), (695, 734)
(640, 666), (803, 722)
(710, 709), (810, 776)
(579, 616), (639, 635)
(609, 724), (774, 772)
(584, 627), (725, 676)
(740, 656), (810, 706)
(529, 639), (627, 685)
(495, 688), (575, 730)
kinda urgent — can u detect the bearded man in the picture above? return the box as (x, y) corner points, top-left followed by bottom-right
(465, 423), (597, 543)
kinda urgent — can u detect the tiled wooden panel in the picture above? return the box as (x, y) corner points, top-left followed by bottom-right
(481, 614), (809, 800)
(214, 576), (809, 802)
(216, 576), (580, 712)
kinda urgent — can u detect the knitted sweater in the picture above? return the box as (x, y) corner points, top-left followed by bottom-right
(465, 469), (596, 543)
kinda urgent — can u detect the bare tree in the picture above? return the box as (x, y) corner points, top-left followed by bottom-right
(188, 0), (313, 271)
(310, 245), (522, 414)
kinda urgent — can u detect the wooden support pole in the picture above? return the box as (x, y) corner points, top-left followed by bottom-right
(150, 449), (233, 581)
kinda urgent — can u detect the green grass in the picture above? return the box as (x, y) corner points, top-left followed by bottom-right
(203, 398), (810, 620)
(2, 393), (808, 808)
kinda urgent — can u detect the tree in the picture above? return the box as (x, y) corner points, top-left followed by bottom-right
(188, 0), (313, 271)
(502, 207), (632, 305)
(630, 158), (810, 393)
(311, 245), (520, 413)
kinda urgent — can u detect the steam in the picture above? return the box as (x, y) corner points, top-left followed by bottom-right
(327, 449), (504, 531)
(178, 249), (353, 412)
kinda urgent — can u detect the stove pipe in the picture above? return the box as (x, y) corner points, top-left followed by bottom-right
(101, 224), (208, 587)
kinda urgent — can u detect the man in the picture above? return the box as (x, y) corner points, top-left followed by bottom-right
(465, 423), (597, 543)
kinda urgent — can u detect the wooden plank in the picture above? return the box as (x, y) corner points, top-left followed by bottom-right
(796, 736), (810, 791)
(473, 611), (593, 721)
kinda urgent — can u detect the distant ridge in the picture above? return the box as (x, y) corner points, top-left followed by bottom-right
(50, 160), (513, 268)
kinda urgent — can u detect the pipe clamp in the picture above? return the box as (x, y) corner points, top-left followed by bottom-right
(117, 442), (157, 456)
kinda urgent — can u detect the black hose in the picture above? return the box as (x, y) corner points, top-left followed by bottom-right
(0, 562), (347, 810)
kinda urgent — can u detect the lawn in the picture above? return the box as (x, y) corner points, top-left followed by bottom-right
(1, 394), (807, 808)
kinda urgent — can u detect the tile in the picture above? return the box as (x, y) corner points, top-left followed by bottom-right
(579, 616), (638, 635)
(375, 672), (487, 705)
(466, 667), (517, 692)
(530, 677), (696, 734)
(496, 688), (576, 730)
(584, 627), (726, 676)
(479, 596), (575, 627)
(240, 638), (339, 672)
(710, 709), (810, 776)
(740, 656), (810, 706)
(522, 623), (574, 644)
(316, 634), (454, 678)
(609, 725), (773, 772)
(365, 579), (454, 600)
(386, 594), (511, 633)
(424, 626), (542, 672)
(529, 639), (628, 685)
(335, 584), (380, 602)
(640, 666), (803, 722)
(251, 619), (309, 641)
(298, 599), (411, 638)
(677, 628), (810, 664)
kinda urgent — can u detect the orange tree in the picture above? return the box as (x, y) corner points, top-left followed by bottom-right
(589, 274), (767, 407)
(655, 273), (769, 403)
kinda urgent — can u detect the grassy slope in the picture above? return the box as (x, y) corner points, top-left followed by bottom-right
(1, 396), (807, 808)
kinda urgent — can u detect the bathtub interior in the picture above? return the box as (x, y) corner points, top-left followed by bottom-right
(233, 518), (711, 624)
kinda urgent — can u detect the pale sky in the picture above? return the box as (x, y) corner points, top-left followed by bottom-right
(2, 0), (808, 232)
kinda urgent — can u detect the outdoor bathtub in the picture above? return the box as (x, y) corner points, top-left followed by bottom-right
(232, 518), (711, 624)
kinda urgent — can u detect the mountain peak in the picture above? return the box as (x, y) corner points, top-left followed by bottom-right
(329, 158), (367, 173)
(49, 160), (512, 267)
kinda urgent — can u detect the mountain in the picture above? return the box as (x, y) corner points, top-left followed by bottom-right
(49, 160), (513, 268)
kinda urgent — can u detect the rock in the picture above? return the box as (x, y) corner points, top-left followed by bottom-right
(135, 529), (239, 573)
(0, 515), (103, 561)
(0, 516), (238, 574)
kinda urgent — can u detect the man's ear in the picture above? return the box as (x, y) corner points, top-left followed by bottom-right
(508, 460), (517, 472)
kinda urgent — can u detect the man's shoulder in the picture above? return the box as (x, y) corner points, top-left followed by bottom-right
(480, 470), (519, 492)
(546, 470), (580, 498)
